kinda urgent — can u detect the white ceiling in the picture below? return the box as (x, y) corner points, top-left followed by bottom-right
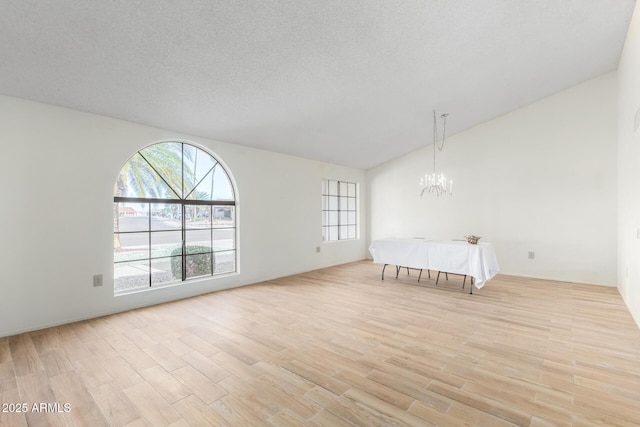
(0, 1), (636, 169)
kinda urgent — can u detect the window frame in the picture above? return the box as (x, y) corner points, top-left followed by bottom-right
(322, 179), (359, 242)
(113, 141), (237, 295)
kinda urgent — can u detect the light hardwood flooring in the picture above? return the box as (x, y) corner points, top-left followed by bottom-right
(1, 260), (640, 426)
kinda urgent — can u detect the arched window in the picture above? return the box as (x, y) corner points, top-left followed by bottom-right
(113, 142), (236, 295)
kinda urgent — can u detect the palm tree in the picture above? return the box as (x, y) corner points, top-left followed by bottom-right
(113, 142), (188, 250)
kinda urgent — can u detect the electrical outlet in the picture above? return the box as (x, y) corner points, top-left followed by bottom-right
(93, 274), (103, 287)
(316, 246), (321, 253)
(528, 251), (535, 260)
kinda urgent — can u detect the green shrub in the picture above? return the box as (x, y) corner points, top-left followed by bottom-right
(171, 246), (215, 279)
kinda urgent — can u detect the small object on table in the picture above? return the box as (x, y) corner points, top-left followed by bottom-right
(464, 235), (481, 244)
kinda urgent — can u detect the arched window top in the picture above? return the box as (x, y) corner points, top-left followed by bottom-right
(114, 141), (235, 202)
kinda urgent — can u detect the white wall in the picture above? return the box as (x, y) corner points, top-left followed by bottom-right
(618, 3), (640, 327)
(367, 72), (618, 286)
(0, 95), (367, 337)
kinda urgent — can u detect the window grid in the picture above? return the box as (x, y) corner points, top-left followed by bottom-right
(322, 179), (358, 241)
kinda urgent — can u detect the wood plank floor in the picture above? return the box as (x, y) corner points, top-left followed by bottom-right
(2, 260), (640, 426)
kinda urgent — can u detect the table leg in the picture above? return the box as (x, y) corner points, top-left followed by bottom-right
(381, 264), (388, 280)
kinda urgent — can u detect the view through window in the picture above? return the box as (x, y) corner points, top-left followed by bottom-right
(113, 142), (236, 294)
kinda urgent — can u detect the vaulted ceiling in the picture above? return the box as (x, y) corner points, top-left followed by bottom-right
(1, 1), (636, 169)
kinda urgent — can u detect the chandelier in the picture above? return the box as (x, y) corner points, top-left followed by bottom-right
(420, 111), (452, 197)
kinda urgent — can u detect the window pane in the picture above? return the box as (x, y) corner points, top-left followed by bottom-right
(213, 206), (234, 227)
(114, 260), (149, 293)
(115, 204), (149, 232)
(339, 225), (348, 239)
(348, 211), (357, 225)
(196, 206), (212, 224)
(114, 232), (148, 262)
(150, 231), (181, 258)
(214, 250), (236, 274)
(211, 166), (234, 200)
(186, 229), (212, 252)
(339, 182), (348, 195)
(322, 180), (328, 195)
(213, 228), (235, 251)
(340, 211), (348, 225)
(186, 253), (213, 279)
(348, 225), (356, 239)
(348, 198), (356, 211)
(329, 180), (338, 195)
(339, 196), (349, 209)
(182, 205), (212, 228)
(113, 203), (149, 233)
(328, 196), (338, 210)
(166, 255), (183, 281)
(328, 226), (338, 241)
(348, 183), (356, 197)
(151, 257), (180, 286)
(185, 205), (211, 229)
(322, 227), (329, 241)
(322, 195), (328, 210)
(151, 203), (182, 230)
(329, 211), (338, 226)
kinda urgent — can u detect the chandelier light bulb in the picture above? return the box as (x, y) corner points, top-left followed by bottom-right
(420, 172), (452, 197)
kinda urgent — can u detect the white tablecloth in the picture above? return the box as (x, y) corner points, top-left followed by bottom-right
(369, 238), (499, 289)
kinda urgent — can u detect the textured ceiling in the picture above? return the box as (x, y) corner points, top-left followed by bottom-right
(0, 1), (636, 169)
